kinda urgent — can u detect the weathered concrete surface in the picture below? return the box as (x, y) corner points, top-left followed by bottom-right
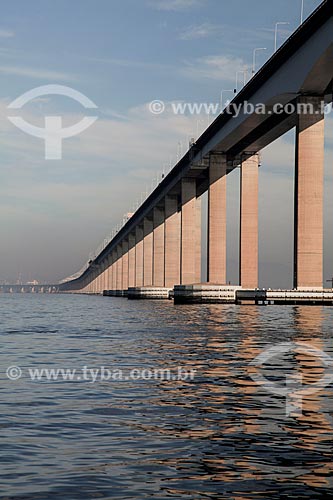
(240, 154), (259, 289)
(181, 178), (201, 285)
(127, 286), (172, 300)
(208, 154), (227, 284)
(165, 195), (180, 288)
(294, 96), (324, 289)
(153, 207), (165, 287)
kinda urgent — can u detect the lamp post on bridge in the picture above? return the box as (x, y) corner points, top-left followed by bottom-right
(301, 0), (316, 25)
(220, 89), (233, 113)
(234, 70), (246, 94)
(252, 47), (267, 75)
(275, 22), (290, 51)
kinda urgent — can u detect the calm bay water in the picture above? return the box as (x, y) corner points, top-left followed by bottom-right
(0, 294), (332, 499)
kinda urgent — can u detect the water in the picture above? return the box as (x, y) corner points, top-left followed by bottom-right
(0, 294), (332, 499)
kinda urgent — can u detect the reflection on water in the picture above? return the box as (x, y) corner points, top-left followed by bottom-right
(0, 294), (332, 499)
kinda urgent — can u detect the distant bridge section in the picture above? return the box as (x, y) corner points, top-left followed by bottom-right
(0, 285), (59, 294)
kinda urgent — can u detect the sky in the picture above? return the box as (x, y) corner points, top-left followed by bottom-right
(0, 0), (332, 288)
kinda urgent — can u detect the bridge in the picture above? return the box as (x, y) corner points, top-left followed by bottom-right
(59, 0), (333, 304)
(0, 284), (59, 294)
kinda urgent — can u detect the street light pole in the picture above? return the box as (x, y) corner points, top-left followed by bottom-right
(220, 89), (233, 112)
(275, 22), (290, 51)
(252, 48), (267, 75)
(301, 0), (304, 24)
(235, 70), (245, 93)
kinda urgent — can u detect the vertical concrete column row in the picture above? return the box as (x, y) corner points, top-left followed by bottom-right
(294, 96), (324, 289)
(101, 261), (107, 292)
(181, 178), (201, 285)
(91, 269), (97, 293)
(153, 207), (165, 287)
(112, 249), (117, 291)
(143, 218), (153, 286)
(122, 240), (129, 291)
(164, 195), (181, 288)
(135, 225), (144, 287)
(106, 254), (113, 290)
(240, 154), (259, 289)
(128, 233), (136, 288)
(208, 154), (227, 284)
(116, 245), (123, 291)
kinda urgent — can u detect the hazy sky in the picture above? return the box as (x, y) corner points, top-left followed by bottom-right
(0, 0), (332, 288)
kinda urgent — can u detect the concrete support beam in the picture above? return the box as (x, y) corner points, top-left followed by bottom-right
(112, 250), (117, 291)
(181, 178), (201, 285)
(208, 154), (227, 284)
(195, 197), (201, 283)
(153, 207), (165, 287)
(294, 96), (324, 289)
(240, 154), (259, 289)
(135, 225), (144, 287)
(99, 262), (104, 292)
(106, 254), (112, 290)
(164, 195), (181, 288)
(116, 245), (123, 290)
(92, 270), (98, 294)
(128, 234), (136, 288)
(143, 217), (153, 286)
(122, 240), (129, 291)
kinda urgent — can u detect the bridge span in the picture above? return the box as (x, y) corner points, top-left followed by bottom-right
(0, 285), (59, 294)
(60, 0), (333, 301)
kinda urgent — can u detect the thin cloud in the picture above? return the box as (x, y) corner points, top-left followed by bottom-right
(148, 0), (205, 11)
(0, 28), (14, 38)
(0, 64), (75, 81)
(85, 56), (172, 72)
(181, 54), (247, 83)
(179, 22), (222, 40)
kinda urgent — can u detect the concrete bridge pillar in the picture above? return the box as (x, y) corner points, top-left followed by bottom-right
(294, 96), (324, 289)
(181, 178), (201, 285)
(165, 195), (181, 288)
(106, 254), (112, 290)
(101, 260), (107, 292)
(92, 269), (98, 294)
(116, 245), (123, 291)
(128, 233), (136, 288)
(112, 249), (117, 291)
(240, 153), (259, 289)
(95, 270), (99, 293)
(143, 217), (153, 286)
(122, 240), (129, 291)
(89, 271), (94, 293)
(105, 257), (111, 291)
(98, 263), (103, 292)
(153, 207), (165, 287)
(135, 225), (144, 286)
(102, 257), (108, 292)
(208, 153), (227, 284)
(107, 256), (112, 291)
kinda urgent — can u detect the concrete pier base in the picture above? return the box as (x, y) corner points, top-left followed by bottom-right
(173, 285), (333, 305)
(127, 286), (172, 300)
(237, 289), (333, 305)
(174, 284), (241, 304)
(103, 290), (127, 297)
